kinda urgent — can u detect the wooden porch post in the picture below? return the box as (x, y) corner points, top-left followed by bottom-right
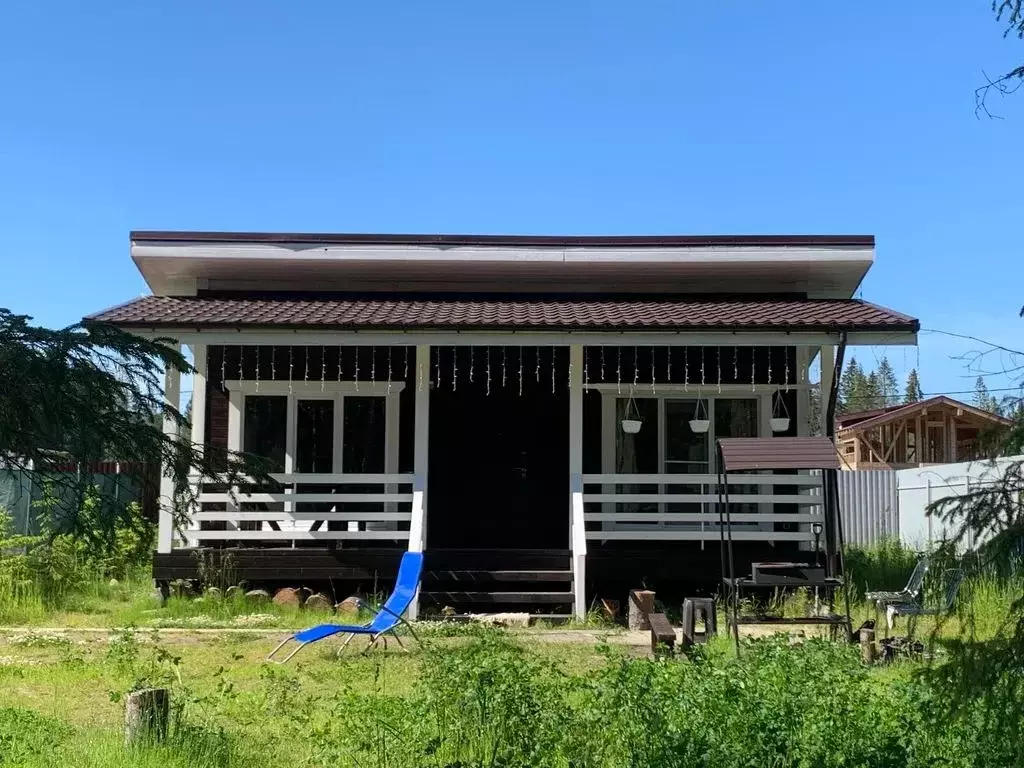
(819, 344), (835, 437)
(569, 344), (586, 620)
(158, 345), (181, 554)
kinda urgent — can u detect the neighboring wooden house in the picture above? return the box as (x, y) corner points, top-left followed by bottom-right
(835, 396), (1009, 470)
(87, 231), (919, 617)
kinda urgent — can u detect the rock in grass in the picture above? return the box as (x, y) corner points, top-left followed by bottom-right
(205, 587), (222, 599)
(273, 587), (304, 607)
(336, 596), (361, 615)
(304, 593), (333, 612)
(245, 589), (271, 603)
(225, 586), (244, 599)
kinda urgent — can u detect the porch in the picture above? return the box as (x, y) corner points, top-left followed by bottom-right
(158, 338), (846, 617)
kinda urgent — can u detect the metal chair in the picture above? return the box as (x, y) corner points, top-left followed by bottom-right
(885, 568), (965, 633)
(866, 556), (930, 609)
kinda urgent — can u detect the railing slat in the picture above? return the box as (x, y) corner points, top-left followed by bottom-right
(585, 530), (814, 541)
(584, 493), (821, 504)
(198, 493), (412, 504)
(582, 473), (822, 486)
(583, 512), (819, 523)
(185, 530), (410, 541)
(192, 512), (411, 522)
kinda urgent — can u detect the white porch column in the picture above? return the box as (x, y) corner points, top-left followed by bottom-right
(189, 345), (207, 448)
(568, 344), (586, 620)
(158, 345), (181, 554)
(408, 344), (431, 621)
(819, 345), (835, 436)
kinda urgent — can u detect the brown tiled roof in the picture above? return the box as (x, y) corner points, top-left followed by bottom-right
(87, 295), (919, 333)
(837, 396), (1011, 432)
(718, 437), (842, 471)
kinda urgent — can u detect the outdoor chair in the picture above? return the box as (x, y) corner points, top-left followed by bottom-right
(866, 556), (930, 609)
(885, 568), (965, 633)
(267, 551), (423, 663)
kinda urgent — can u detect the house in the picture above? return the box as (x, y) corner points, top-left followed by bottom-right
(88, 231), (919, 618)
(836, 396), (1010, 470)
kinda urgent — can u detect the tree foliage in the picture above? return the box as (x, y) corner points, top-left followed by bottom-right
(0, 309), (268, 547)
(973, 375), (1003, 415)
(837, 355), (910, 413)
(904, 368), (924, 404)
(978, 1), (1024, 117)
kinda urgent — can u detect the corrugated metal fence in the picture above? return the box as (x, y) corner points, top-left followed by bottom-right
(837, 469), (898, 547)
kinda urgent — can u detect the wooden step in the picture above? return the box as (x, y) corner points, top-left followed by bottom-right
(425, 549), (571, 570)
(421, 591), (575, 605)
(423, 569), (573, 583)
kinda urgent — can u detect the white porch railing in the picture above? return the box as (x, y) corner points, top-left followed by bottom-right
(580, 472), (824, 541)
(184, 472), (415, 544)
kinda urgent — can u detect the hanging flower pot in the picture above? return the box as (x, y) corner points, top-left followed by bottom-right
(770, 392), (790, 433)
(689, 398), (710, 433)
(621, 418), (643, 434)
(621, 392), (643, 434)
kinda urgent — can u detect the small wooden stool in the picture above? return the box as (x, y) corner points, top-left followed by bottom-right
(682, 597), (717, 645)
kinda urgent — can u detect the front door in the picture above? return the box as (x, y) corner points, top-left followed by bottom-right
(428, 387), (568, 548)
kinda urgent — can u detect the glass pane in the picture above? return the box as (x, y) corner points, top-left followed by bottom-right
(343, 397), (386, 473)
(715, 398), (758, 439)
(296, 400), (334, 474)
(243, 396), (287, 471)
(665, 400), (710, 464)
(615, 398), (658, 474)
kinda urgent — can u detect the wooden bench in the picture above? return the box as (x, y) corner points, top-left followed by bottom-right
(648, 612), (676, 655)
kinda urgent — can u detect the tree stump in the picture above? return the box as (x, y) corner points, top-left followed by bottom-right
(273, 588), (304, 607)
(305, 593), (334, 612)
(124, 688), (169, 745)
(628, 590), (656, 631)
(859, 628), (877, 665)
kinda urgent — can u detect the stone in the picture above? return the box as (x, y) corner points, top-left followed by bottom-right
(225, 586), (244, 599)
(336, 596), (362, 615)
(304, 593), (334, 612)
(245, 589), (271, 603)
(205, 587), (222, 599)
(273, 588), (304, 607)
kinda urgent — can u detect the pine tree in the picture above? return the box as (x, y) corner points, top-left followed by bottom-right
(864, 372), (883, 410)
(876, 357), (899, 407)
(904, 368), (923, 404)
(973, 376), (1001, 415)
(838, 357), (863, 414)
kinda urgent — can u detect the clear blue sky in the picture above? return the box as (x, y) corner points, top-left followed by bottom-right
(1, 2), (1021, 399)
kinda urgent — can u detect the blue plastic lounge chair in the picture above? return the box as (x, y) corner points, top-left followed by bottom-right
(267, 551), (423, 663)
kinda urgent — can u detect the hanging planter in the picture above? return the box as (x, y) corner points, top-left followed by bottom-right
(770, 391), (791, 433)
(621, 393), (643, 434)
(689, 398), (710, 433)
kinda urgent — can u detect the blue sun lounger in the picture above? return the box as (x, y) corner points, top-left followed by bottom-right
(267, 551), (424, 663)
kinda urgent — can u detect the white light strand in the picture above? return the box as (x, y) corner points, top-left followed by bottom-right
(751, 347), (757, 392)
(220, 346), (227, 390)
(667, 346), (672, 383)
(303, 347), (309, 385)
(355, 347), (360, 392)
(452, 345), (457, 392)
(418, 353), (424, 392)
(502, 346), (507, 389)
(701, 347), (706, 387)
(371, 346), (377, 386)
(584, 348), (589, 390)
(767, 348), (772, 391)
(238, 346), (243, 390)
(403, 347), (409, 380)
(650, 347), (656, 395)
(616, 347), (622, 395)
(633, 346), (639, 391)
(568, 348), (573, 393)
(784, 351), (790, 392)
(535, 346), (540, 384)
(733, 347), (739, 383)
(684, 347), (689, 392)
(519, 345), (524, 396)
(386, 346), (393, 396)
(320, 346), (327, 392)
(469, 346), (474, 384)
(255, 346), (260, 392)
(271, 346), (277, 384)
(486, 347), (492, 395)
(551, 347), (556, 394)
(337, 344), (342, 383)
(717, 347), (722, 394)
(434, 348), (440, 391)
(600, 347), (606, 382)
(288, 347), (294, 394)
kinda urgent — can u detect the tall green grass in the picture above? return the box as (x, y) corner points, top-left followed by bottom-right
(844, 537), (920, 601)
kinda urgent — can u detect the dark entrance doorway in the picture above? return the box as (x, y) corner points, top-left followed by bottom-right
(428, 348), (569, 549)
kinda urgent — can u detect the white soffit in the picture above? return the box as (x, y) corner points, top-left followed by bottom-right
(132, 241), (874, 298)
